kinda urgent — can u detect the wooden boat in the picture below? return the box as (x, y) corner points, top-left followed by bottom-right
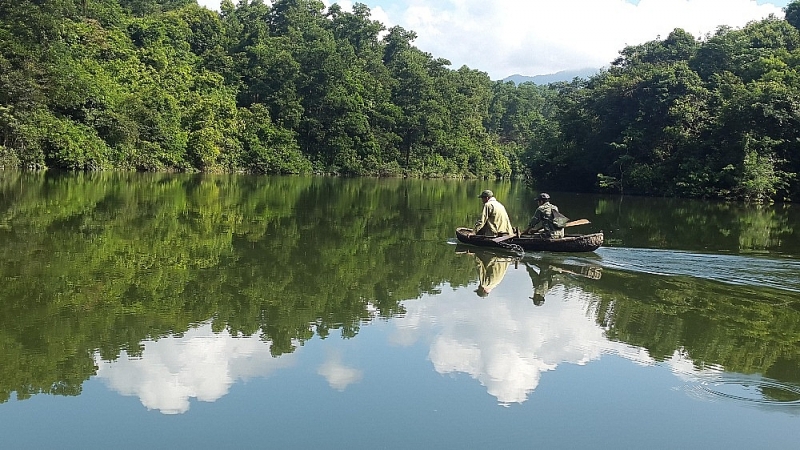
(455, 227), (603, 253)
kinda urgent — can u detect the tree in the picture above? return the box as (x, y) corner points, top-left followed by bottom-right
(786, 1), (800, 31)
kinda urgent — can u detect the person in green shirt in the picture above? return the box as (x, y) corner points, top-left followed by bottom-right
(522, 193), (565, 238)
(473, 189), (514, 237)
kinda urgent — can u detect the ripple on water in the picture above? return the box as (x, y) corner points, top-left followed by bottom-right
(682, 373), (800, 410)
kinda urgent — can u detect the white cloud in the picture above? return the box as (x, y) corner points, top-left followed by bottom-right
(95, 324), (298, 414)
(197, 0), (221, 11)
(384, 0), (785, 78)
(196, 0), (785, 78)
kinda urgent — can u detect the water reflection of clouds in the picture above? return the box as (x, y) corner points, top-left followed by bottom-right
(392, 268), (638, 405)
(94, 259), (799, 413)
(318, 351), (363, 391)
(90, 269), (795, 412)
(95, 325), (298, 414)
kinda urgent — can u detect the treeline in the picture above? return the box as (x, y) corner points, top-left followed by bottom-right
(2, 0), (800, 200)
(0, 0), (514, 177)
(529, 8), (800, 202)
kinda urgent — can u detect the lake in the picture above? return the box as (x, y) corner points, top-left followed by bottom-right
(1, 172), (800, 449)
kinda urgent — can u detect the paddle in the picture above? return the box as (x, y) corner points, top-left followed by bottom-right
(564, 219), (590, 227)
(551, 264), (602, 280)
(518, 219), (591, 236)
(487, 219), (588, 242)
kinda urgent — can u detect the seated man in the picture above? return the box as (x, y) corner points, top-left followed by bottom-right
(522, 193), (565, 238)
(473, 189), (514, 237)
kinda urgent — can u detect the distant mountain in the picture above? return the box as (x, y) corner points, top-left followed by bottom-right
(501, 68), (599, 85)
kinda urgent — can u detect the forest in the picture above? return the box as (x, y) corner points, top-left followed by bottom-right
(1, 0), (800, 201)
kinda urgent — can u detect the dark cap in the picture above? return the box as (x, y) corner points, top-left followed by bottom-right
(478, 189), (494, 198)
(537, 193), (550, 201)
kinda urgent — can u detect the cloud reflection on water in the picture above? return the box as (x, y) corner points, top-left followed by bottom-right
(95, 326), (298, 414)
(392, 267), (641, 404)
(317, 351), (363, 391)
(95, 266), (642, 412)
(94, 261), (793, 413)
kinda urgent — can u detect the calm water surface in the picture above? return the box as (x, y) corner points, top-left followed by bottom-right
(1, 172), (800, 449)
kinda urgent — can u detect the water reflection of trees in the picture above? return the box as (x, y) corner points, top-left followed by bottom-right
(1, 172), (800, 404)
(0, 173), (480, 403)
(586, 269), (800, 398)
(592, 195), (798, 254)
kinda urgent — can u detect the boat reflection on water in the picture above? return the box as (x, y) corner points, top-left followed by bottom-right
(455, 244), (602, 305)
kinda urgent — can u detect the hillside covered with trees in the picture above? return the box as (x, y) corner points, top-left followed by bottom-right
(1, 0), (800, 201)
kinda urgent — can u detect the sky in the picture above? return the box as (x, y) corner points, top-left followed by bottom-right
(197, 0), (792, 80)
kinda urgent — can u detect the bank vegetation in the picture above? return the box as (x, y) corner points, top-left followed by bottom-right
(2, 0), (800, 201)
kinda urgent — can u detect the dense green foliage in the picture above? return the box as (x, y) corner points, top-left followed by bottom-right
(528, 12), (800, 201)
(0, 0), (513, 177)
(2, 0), (800, 199)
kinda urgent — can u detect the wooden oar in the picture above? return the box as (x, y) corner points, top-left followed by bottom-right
(564, 219), (590, 227)
(490, 220), (588, 242)
(551, 264), (602, 280)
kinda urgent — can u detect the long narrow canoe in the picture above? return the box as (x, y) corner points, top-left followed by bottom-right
(455, 227), (603, 253)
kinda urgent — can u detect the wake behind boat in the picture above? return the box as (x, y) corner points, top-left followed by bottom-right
(455, 227), (604, 253)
